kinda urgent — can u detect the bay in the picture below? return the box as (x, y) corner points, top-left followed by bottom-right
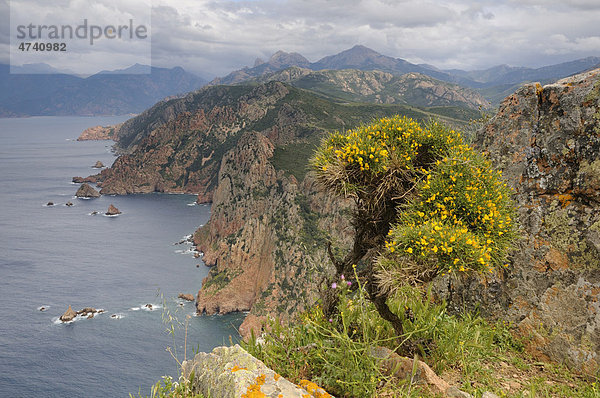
(0, 116), (242, 397)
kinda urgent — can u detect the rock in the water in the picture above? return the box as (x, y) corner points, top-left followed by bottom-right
(93, 161), (105, 168)
(91, 211), (98, 215)
(73, 176), (98, 184)
(46, 202), (54, 206)
(106, 204), (121, 215)
(59, 305), (77, 322)
(144, 303), (153, 310)
(76, 183), (100, 198)
(65, 201), (74, 207)
(178, 293), (195, 302)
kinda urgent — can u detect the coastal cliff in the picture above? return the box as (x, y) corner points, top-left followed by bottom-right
(89, 67), (600, 375)
(194, 131), (352, 334)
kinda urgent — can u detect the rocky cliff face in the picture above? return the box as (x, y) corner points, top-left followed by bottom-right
(95, 82), (295, 198)
(194, 131), (352, 334)
(439, 69), (600, 375)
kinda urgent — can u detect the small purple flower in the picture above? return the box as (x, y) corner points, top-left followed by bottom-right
(347, 281), (352, 287)
(331, 282), (337, 289)
(340, 274), (345, 280)
(328, 318), (333, 323)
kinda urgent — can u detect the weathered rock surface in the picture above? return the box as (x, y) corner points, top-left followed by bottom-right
(178, 293), (195, 302)
(59, 305), (77, 322)
(436, 68), (600, 375)
(75, 183), (100, 198)
(77, 123), (122, 141)
(194, 131), (352, 336)
(106, 204), (121, 215)
(181, 344), (332, 397)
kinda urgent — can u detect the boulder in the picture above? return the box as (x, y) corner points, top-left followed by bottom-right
(178, 293), (195, 302)
(106, 204), (121, 215)
(93, 161), (105, 168)
(65, 201), (74, 207)
(181, 345), (331, 398)
(59, 305), (77, 322)
(76, 183), (100, 198)
(46, 202), (54, 206)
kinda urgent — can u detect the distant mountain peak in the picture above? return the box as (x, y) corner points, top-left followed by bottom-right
(267, 51), (310, 68)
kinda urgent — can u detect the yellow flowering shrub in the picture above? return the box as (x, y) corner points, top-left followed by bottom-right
(313, 115), (516, 287)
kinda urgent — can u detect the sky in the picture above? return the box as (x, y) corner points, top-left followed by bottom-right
(2, 0), (600, 77)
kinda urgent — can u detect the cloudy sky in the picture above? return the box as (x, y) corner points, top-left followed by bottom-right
(2, 0), (600, 77)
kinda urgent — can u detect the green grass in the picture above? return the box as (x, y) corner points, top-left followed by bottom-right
(242, 277), (598, 398)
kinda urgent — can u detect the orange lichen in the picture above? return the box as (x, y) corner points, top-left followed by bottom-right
(299, 379), (332, 398)
(241, 374), (267, 398)
(229, 365), (247, 372)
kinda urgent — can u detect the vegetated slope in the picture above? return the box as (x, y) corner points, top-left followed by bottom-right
(0, 64), (207, 116)
(253, 67), (490, 110)
(96, 81), (478, 200)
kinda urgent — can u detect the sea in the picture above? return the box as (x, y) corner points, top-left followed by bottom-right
(0, 116), (244, 397)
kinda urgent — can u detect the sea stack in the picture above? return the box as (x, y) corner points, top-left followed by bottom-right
(75, 183), (100, 198)
(106, 204), (121, 215)
(59, 305), (77, 322)
(93, 161), (105, 168)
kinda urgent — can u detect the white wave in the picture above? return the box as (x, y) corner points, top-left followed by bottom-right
(140, 303), (161, 311)
(103, 213), (120, 218)
(130, 307), (140, 311)
(77, 196), (92, 200)
(37, 305), (50, 311)
(110, 313), (124, 319)
(187, 202), (197, 206)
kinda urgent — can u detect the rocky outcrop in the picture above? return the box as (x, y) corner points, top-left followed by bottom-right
(106, 204), (121, 215)
(77, 124), (122, 141)
(181, 345), (332, 398)
(178, 293), (195, 302)
(59, 305), (77, 322)
(194, 131), (352, 335)
(75, 183), (100, 198)
(93, 161), (105, 168)
(437, 68), (600, 375)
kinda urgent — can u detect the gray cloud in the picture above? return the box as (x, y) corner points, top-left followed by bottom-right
(3, 0), (599, 76)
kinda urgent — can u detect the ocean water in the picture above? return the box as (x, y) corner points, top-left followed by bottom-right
(0, 116), (243, 397)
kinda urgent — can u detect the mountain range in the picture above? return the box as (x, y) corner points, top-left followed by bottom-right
(2, 45), (598, 117)
(0, 64), (207, 117)
(211, 45), (600, 105)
